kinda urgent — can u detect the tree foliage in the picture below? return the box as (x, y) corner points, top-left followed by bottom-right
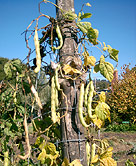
(0, 57), (9, 81)
(107, 64), (136, 123)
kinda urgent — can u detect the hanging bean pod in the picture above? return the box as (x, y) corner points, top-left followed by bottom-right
(34, 28), (41, 73)
(52, 24), (63, 50)
(86, 141), (91, 166)
(84, 81), (91, 107)
(91, 142), (96, 163)
(51, 76), (57, 123)
(54, 65), (61, 91)
(79, 83), (90, 128)
(87, 81), (95, 119)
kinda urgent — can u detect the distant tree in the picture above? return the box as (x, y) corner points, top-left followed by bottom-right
(0, 57), (9, 81)
(95, 79), (110, 91)
(107, 65), (136, 123)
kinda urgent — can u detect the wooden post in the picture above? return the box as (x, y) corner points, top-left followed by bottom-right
(56, 0), (87, 165)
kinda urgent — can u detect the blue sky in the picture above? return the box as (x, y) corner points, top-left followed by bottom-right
(0, 0), (136, 79)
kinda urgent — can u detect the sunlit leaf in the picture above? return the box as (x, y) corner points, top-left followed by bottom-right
(80, 13), (92, 20)
(63, 64), (82, 75)
(77, 22), (91, 33)
(12, 59), (22, 73)
(125, 159), (135, 166)
(99, 91), (106, 102)
(107, 45), (119, 62)
(86, 2), (92, 7)
(92, 117), (103, 129)
(64, 10), (77, 21)
(100, 147), (113, 159)
(46, 142), (57, 155)
(37, 149), (46, 164)
(84, 55), (96, 66)
(99, 157), (117, 166)
(91, 154), (99, 163)
(87, 28), (99, 45)
(4, 61), (12, 78)
(35, 136), (44, 146)
(103, 42), (108, 51)
(99, 55), (114, 82)
(95, 101), (110, 122)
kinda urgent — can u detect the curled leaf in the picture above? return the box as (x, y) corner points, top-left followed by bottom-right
(84, 55), (96, 67)
(107, 45), (119, 62)
(63, 64), (82, 75)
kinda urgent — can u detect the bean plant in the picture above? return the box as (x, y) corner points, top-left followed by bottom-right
(0, 1), (119, 165)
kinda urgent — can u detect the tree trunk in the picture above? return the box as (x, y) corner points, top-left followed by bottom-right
(56, 0), (87, 165)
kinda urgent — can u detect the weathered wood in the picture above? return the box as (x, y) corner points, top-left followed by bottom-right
(56, 0), (87, 165)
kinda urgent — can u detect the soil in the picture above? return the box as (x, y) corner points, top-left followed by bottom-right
(100, 131), (136, 166)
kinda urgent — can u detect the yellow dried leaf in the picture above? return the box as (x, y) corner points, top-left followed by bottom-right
(69, 159), (83, 166)
(63, 64), (81, 75)
(92, 117), (103, 129)
(37, 149), (46, 162)
(84, 56), (96, 67)
(100, 147), (113, 159)
(91, 154), (99, 163)
(99, 91), (106, 102)
(99, 157), (117, 166)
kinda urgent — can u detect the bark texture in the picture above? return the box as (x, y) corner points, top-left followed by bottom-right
(56, 0), (87, 165)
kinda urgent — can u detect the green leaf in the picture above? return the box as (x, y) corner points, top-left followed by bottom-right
(80, 13), (92, 20)
(94, 64), (100, 73)
(4, 128), (9, 135)
(87, 28), (99, 45)
(12, 59), (22, 73)
(95, 102), (110, 122)
(76, 22), (91, 33)
(17, 105), (25, 114)
(4, 61), (12, 78)
(99, 55), (114, 82)
(63, 10), (77, 21)
(107, 45), (119, 62)
(125, 159), (135, 166)
(22, 82), (31, 95)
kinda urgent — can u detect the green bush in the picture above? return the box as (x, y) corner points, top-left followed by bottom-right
(105, 123), (136, 132)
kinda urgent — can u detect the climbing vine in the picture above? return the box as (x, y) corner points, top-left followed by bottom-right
(0, 1), (119, 165)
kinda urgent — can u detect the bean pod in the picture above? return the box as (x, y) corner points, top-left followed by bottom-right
(34, 28), (41, 73)
(79, 83), (90, 128)
(86, 142), (90, 166)
(87, 81), (94, 119)
(91, 142), (96, 163)
(52, 25), (63, 50)
(54, 65), (61, 91)
(51, 76), (57, 123)
(84, 81), (91, 107)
